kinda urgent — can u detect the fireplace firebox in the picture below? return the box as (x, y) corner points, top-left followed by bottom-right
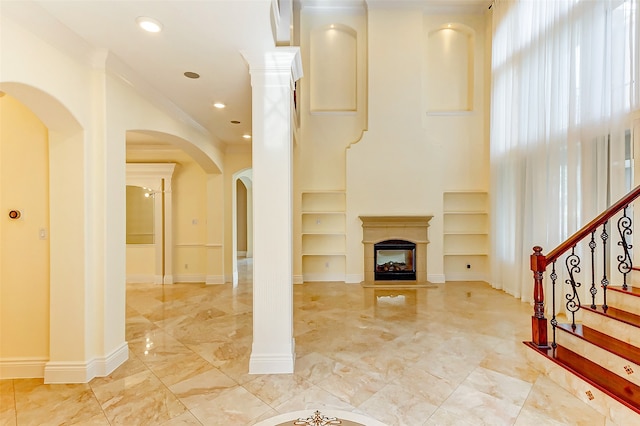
(374, 239), (416, 281)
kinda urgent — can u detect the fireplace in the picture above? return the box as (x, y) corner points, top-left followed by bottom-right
(360, 216), (432, 284)
(374, 240), (416, 281)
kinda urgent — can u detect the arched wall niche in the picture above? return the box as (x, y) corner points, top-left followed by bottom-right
(310, 23), (358, 112)
(426, 23), (475, 112)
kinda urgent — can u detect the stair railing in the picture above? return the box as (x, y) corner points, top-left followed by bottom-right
(530, 185), (640, 349)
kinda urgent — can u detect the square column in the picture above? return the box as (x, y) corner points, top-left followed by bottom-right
(242, 48), (302, 374)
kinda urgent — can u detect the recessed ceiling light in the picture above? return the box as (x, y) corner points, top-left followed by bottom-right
(184, 71), (200, 79)
(242, 134), (252, 139)
(136, 17), (163, 33)
(230, 120), (241, 124)
(213, 102), (226, 109)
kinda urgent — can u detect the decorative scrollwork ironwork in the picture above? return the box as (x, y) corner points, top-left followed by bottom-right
(589, 231), (597, 309)
(294, 411), (342, 426)
(551, 263), (558, 348)
(617, 207), (633, 290)
(601, 222), (609, 311)
(565, 248), (581, 329)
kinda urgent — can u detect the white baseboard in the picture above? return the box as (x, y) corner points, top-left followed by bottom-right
(206, 275), (225, 285)
(345, 273), (364, 284)
(293, 274), (304, 284)
(0, 357), (47, 379)
(302, 272), (346, 282)
(428, 273), (446, 283)
(163, 274), (173, 284)
(44, 342), (129, 384)
(96, 342), (129, 377)
(173, 274), (206, 283)
(249, 340), (295, 374)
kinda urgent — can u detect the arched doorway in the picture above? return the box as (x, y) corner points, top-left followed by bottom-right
(0, 83), (85, 380)
(232, 168), (253, 286)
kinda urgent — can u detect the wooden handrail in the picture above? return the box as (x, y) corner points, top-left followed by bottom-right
(546, 184), (640, 263)
(530, 184), (640, 349)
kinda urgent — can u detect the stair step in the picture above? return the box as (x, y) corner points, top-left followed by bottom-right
(608, 286), (640, 297)
(524, 341), (640, 415)
(579, 305), (640, 348)
(556, 323), (640, 388)
(557, 323), (640, 365)
(606, 286), (640, 317)
(582, 305), (640, 328)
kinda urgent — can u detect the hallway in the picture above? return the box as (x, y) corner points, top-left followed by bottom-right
(1, 259), (603, 425)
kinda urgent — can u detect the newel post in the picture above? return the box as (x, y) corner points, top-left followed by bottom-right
(530, 246), (549, 348)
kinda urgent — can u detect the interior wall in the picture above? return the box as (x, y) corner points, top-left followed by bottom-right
(296, 4), (489, 284)
(344, 9), (488, 283)
(173, 159), (208, 281)
(1, 14), (92, 379)
(1, 12), (227, 381)
(0, 94), (50, 363)
(295, 3), (368, 282)
(297, 4), (368, 192)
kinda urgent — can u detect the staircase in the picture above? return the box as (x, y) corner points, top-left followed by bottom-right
(525, 186), (640, 424)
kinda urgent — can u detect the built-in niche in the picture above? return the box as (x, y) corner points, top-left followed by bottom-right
(310, 23), (357, 112)
(426, 23), (475, 112)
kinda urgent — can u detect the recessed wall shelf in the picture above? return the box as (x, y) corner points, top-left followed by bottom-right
(301, 191), (346, 282)
(443, 191), (489, 281)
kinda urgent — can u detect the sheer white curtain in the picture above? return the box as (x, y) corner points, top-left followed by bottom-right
(490, 0), (639, 302)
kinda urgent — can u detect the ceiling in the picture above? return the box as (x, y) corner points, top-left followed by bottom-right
(2, 0), (489, 150)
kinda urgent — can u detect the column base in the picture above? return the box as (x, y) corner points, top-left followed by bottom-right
(249, 339), (295, 374)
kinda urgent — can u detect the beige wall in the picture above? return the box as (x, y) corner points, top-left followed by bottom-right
(296, 5), (490, 283)
(346, 10), (488, 282)
(0, 94), (50, 362)
(0, 13), (226, 380)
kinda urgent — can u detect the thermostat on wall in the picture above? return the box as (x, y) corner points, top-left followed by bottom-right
(8, 210), (21, 219)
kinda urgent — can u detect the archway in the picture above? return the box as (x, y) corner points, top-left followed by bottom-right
(126, 131), (224, 286)
(232, 168), (253, 287)
(0, 82), (85, 380)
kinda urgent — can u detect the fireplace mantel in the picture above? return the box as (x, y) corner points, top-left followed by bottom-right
(359, 215), (433, 283)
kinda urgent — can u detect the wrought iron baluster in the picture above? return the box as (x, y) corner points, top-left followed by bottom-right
(550, 262), (558, 348)
(617, 206), (633, 290)
(589, 230), (597, 309)
(565, 246), (581, 330)
(601, 222), (609, 311)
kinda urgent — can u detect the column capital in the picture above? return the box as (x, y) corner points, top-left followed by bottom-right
(241, 47), (303, 84)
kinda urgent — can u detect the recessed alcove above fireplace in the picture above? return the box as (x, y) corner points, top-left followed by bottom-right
(359, 216), (433, 284)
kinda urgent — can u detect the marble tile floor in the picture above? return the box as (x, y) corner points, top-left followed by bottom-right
(1, 259), (609, 425)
